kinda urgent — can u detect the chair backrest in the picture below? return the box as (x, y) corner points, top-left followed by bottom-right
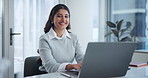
(24, 56), (47, 77)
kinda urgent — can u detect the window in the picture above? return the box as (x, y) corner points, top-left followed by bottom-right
(14, 0), (58, 77)
(108, 0), (147, 50)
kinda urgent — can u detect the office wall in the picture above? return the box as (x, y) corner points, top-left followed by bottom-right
(66, 0), (94, 52)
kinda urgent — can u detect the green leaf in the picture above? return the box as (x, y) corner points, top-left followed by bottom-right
(120, 25), (131, 35)
(116, 21), (118, 24)
(106, 21), (116, 28)
(117, 19), (124, 31)
(111, 29), (118, 37)
(106, 20), (133, 42)
(120, 37), (132, 41)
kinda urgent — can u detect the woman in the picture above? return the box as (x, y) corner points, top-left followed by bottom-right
(39, 4), (84, 73)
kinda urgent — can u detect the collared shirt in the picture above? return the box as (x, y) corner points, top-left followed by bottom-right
(48, 28), (71, 40)
(39, 28), (84, 73)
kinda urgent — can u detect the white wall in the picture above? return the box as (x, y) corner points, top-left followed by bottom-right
(66, 0), (94, 52)
(98, 0), (107, 42)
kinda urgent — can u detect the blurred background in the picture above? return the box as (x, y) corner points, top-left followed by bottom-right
(0, 0), (148, 78)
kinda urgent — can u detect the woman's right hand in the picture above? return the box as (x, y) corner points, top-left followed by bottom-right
(65, 62), (83, 71)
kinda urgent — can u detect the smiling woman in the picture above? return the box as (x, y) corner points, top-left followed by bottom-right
(53, 9), (70, 37)
(39, 4), (84, 73)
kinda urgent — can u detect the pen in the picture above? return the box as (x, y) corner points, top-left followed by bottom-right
(60, 72), (71, 78)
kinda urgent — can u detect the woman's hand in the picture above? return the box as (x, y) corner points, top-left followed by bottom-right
(65, 62), (83, 71)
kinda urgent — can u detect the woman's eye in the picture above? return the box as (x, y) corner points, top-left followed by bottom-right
(57, 15), (62, 17)
(57, 15), (69, 18)
(65, 16), (69, 18)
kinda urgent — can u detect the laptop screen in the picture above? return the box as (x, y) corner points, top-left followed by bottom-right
(79, 42), (136, 78)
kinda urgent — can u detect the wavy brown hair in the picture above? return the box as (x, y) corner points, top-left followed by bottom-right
(44, 4), (71, 33)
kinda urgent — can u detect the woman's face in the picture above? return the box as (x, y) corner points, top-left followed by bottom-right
(53, 9), (69, 31)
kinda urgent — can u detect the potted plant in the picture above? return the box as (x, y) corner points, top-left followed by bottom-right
(105, 19), (133, 42)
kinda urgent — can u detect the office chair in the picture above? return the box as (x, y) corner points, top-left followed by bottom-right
(24, 56), (47, 77)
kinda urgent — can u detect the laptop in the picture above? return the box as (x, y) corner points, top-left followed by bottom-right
(60, 42), (137, 78)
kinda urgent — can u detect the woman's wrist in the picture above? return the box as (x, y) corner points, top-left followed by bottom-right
(65, 64), (73, 70)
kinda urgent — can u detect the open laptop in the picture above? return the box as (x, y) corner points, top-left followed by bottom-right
(60, 42), (137, 78)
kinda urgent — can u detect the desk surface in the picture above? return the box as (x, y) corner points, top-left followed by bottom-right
(25, 66), (148, 78)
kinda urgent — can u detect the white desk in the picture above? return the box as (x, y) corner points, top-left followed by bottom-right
(25, 66), (148, 78)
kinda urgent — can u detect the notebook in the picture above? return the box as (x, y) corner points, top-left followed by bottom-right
(60, 42), (137, 78)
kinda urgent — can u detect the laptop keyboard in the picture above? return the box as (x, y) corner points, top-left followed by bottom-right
(60, 70), (79, 78)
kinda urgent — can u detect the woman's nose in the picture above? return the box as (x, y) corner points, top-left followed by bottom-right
(61, 16), (66, 20)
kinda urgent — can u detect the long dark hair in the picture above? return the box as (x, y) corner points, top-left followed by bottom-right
(44, 4), (71, 33)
